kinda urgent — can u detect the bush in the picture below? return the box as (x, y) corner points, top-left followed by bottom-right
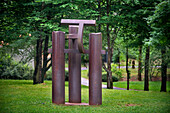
(111, 63), (123, 79)
(46, 69), (69, 81)
(102, 73), (118, 82)
(0, 54), (33, 80)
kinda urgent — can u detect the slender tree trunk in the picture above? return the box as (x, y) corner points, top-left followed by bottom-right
(106, 0), (113, 89)
(144, 46), (150, 91)
(38, 37), (42, 83)
(106, 28), (113, 89)
(138, 45), (142, 81)
(126, 46), (130, 90)
(107, 30), (113, 89)
(41, 35), (49, 83)
(160, 48), (167, 92)
(107, 48), (113, 89)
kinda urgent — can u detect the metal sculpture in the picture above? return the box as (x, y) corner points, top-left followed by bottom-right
(50, 19), (105, 105)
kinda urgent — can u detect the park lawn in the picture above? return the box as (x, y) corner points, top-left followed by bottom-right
(103, 81), (170, 92)
(0, 80), (170, 113)
(120, 68), (168, 79)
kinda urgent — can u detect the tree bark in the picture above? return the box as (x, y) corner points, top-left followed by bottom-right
(33, 40), (39, 84)
(41, 35), (49, 83)
(126, 46), (130, 90)
(33, 38), (43, 84)
(138, 45), (142, 81)
(106, 0), (113, 89)
(38, 37), (42, 83)
(144, 46), (150, 91)
(107, 48), (113, 89)
(160, 48), (167, 92)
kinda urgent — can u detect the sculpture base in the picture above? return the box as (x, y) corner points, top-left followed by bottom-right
(65, 102), (89, 106)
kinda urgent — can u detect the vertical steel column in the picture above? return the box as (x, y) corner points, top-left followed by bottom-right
(52, 31), (65, 104)
(69, 26), (81, 103)
(89, 33), (102, 105)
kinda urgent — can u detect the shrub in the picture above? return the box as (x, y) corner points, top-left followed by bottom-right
(0, 54), (33, 80)
(111, 63), (123, 79)
(102, 73), (118, 82)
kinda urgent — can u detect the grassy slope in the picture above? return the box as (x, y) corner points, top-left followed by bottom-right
(0, 80), (170, 113)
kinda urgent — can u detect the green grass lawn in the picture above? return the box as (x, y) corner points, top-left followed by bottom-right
(0, 80), (170, 113)
(103, 81), (170, 92)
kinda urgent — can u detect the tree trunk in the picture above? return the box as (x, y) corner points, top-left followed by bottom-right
(33, 2), (45, 84)
(144, 46), (150, 91)
(33, 40), (39, 84)
(106, 0), (113, 89)
(138, 45), (142, 81)
(38, 37), (42, 83)
(106, 24), (113, 89)
(33, 38), (43, 84)
(107, 48), (113, 89)
(160, 48), (167, 92)
(126, 46), (130, 90)
(41, 35), (49, 83)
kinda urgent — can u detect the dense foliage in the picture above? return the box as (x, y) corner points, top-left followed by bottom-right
(0, 53), (33, 80)
(102, 73), (118, 82)
(0, 0), (169, 91)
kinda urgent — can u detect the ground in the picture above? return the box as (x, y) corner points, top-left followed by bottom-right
(0, 80), (170, 113)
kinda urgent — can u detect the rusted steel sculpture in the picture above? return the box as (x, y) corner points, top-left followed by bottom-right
(50, 19), (105, 105)
(52, 31), (65, 104)
(68, 25), (81, 103)
(89, 33), (102, 105)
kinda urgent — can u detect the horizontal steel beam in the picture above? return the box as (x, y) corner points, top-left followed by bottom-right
(67, 34), (78, 39)
(48, 48), (106, 54)
(61, 19), (96, 26)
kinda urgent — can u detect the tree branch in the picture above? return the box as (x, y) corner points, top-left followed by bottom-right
(45, 62), (52, 72)
(111, 27), (120, 49)
(47, 57), (52, 63)
(102, 61), (109, 73)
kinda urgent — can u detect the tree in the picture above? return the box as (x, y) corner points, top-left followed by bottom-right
(0, 0), (37, 71)
(118, 0), (161, 91)
(126, 45), (130, 90)
(148, 0), (170, 92)
(0, 0), (34, 47)
(27, 1), (53, 84)
(0, 0), (59, 84)
(100, 0), (122, 89)
(138, 45), (142, 81)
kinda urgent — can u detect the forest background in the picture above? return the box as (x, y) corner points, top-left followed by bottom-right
(0, 0), (169, 92)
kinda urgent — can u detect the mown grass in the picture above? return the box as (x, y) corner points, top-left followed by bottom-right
(0, 80), (170, 113)
(103, 81), (170, 92)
